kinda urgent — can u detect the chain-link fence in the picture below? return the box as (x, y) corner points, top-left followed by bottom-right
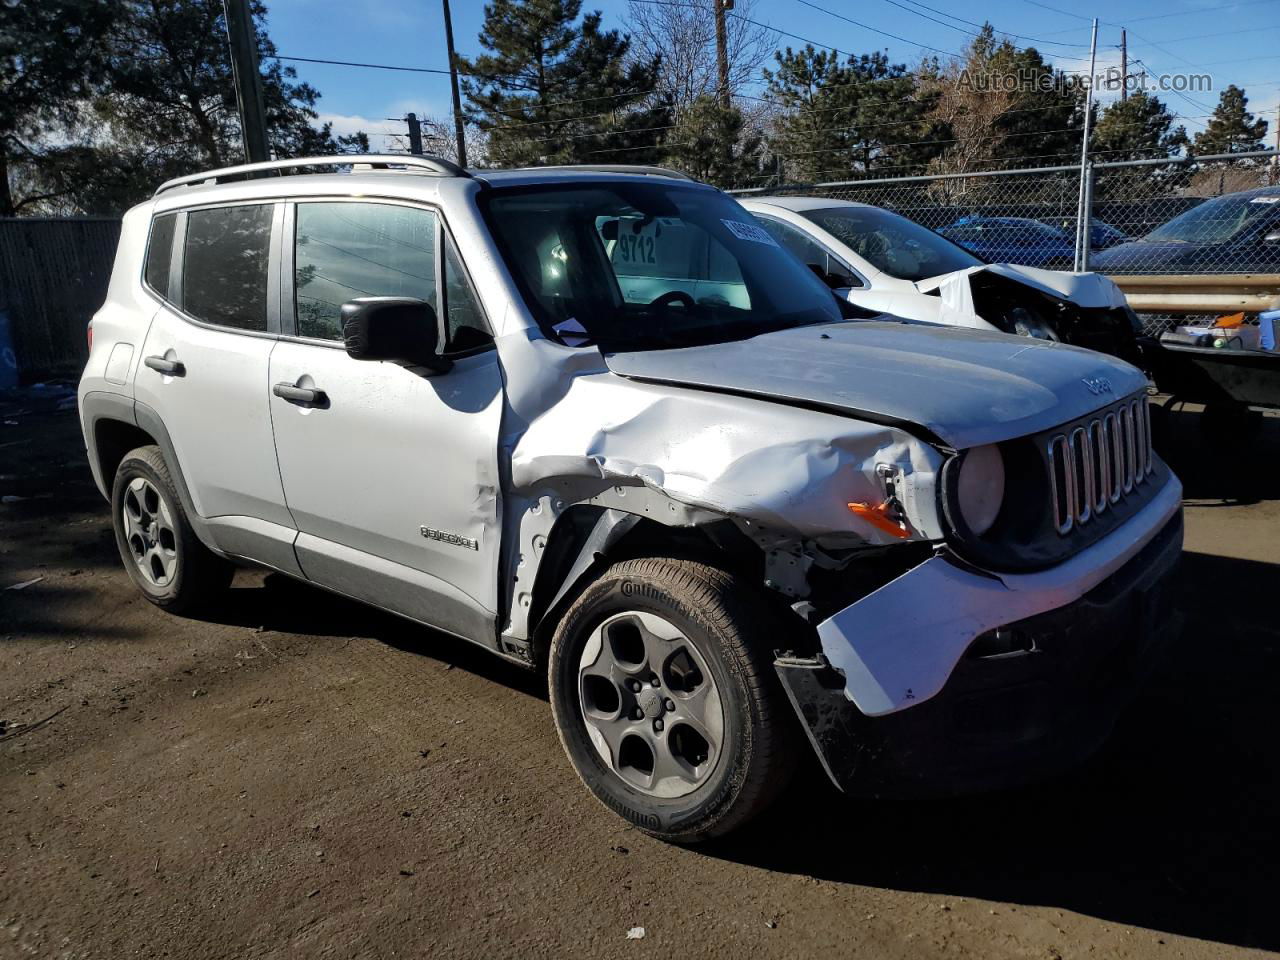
(731, 151), (1280, 335)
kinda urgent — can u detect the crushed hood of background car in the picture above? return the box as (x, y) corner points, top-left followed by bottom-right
(914, 263), (1129, 315)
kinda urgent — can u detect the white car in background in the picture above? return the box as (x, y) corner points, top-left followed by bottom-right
(740, 196), (1144, 365)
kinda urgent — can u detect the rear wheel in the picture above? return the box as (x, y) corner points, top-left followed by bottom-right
(548, 557), (796, 843)
(111, 445), (233, 613)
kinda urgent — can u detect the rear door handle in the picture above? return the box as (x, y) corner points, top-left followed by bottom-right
(144, 355), (185, 376)
(273, 382), (328, 407)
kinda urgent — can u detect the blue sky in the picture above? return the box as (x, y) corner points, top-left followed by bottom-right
(262, 0), (1280, 153)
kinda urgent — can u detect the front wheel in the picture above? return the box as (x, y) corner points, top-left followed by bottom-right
(548, 557), (796, 843)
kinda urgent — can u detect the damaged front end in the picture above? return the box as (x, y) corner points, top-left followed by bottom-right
(921, 264), (1144, 366)
(494, 342), (951, 664)
(777, 505), (1182, 796)
(493, 317), (1180, 798)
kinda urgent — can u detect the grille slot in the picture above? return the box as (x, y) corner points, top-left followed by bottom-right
(1047, 395), (1153, 535)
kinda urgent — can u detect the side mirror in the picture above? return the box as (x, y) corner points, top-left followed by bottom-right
(806, 262), (854, 290)
(341, 297), (451, 374)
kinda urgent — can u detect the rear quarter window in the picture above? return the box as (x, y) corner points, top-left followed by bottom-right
(144, 213), (178, 298)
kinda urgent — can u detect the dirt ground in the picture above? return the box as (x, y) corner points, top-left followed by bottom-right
(2, 391), (1277, 960)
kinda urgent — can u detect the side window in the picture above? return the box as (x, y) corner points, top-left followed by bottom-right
(442, 234), (493, 352)
(145, 213), (177, 298)
(294, 201), (437, 341)
(184, 204), (273, 331)
(757, 216), (860, 287)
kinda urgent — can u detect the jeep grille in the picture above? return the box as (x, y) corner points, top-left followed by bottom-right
(1047, 395), (1153, 535)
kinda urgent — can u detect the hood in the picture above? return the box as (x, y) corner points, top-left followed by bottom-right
(1090, 240), (1203, 272)
(915, 263), (1128, 309)
(604, 320), (1147, 450)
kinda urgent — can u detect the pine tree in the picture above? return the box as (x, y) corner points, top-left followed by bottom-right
(0, 0), (114, 215)
(764, 46), (940, 184)
(1193, 85), (1269, 156)
(10, 0), (367, 215)
(1090, 92), (1190, 200)
(462, 0), (668, 167)
(1092, 91), (1188, 163)
(663, 96), (761, 187)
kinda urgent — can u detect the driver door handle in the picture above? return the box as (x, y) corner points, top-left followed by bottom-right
(144, 355), (185, 376)
(273, 382), (328, 407)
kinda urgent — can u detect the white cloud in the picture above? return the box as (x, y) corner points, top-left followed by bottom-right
(317, 101), (453, 150)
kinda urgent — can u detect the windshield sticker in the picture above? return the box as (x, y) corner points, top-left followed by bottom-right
(1250, 197), (1280, 204)
(552, 316), (592, 347)
(721, 219), (780, 247)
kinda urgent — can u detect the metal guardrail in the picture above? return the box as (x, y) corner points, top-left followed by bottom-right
(1107, 275), (1280, 315)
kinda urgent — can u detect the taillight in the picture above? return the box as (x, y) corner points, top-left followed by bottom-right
(87, 321), (93, 353)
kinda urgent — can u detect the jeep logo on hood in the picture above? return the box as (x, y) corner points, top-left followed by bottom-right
(1082, 376), (1113, 396)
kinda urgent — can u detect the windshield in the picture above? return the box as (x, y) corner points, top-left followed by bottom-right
(481, 182), (842, 350)
(1145, 193), (1280, 244)
(801, 205), (982, 281)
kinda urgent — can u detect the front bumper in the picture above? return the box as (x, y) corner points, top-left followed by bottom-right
(777, 480), (1183, 796)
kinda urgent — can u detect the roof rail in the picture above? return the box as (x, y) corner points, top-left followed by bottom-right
(153, 154), (468, 197)
(510, 164), (695, 181)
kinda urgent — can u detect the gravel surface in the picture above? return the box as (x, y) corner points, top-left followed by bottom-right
(1, 398), (1277, 959)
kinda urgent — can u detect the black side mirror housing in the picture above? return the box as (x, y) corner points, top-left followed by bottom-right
(807, 262), (854, 290)
(341, 297), (451, 373)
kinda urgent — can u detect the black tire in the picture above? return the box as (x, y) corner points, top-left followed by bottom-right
(110, 444), (233, 614)
(548, 557), (797, 843)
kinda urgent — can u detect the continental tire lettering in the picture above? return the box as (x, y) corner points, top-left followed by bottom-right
(598, 789), (661, 830)
(620, 580), (666, 602)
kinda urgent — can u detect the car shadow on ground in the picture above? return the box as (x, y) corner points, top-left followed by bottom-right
(1154, 400), (1279, 504)
(710, 547), (1280, 952)
(208, 572), (549, 700)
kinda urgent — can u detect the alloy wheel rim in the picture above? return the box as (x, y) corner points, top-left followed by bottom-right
(121, 477), (179, 588)
(577, 611), (724, 799)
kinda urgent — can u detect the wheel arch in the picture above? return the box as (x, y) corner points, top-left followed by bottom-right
(84, 396), (221, 555)
(93, 418), (158, 496)
(524, 503), (765, 670)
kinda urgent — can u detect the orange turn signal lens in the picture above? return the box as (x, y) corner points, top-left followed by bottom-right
(847, 501), (911, 539)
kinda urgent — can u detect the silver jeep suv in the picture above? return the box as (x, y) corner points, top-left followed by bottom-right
(78, 155), (1182, 842)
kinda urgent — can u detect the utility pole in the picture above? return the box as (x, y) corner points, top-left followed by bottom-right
(714, 0), (732, 108)
(442, 0), (467, 168)
(1272, 106), (1280, 184)
(406, 113), (424, 155)
(1074, 17), (1099, 272)
(1119, 29), (1127, 101)
(222, 0), (269, 163)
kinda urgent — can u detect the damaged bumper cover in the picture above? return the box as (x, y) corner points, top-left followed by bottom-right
(777, 474), (1183, 795)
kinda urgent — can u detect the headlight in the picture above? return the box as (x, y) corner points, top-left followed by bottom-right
(1009, 306), (1058, 340)
(954, 444), (1005, 536)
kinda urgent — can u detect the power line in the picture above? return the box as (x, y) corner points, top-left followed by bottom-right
(273, 55), (456, 76)
(1017, 0), (1092, 23)
(789, 0), (964, 57)
(1132, 26), (1275, 45)
(1125, 0), (1279, 24)
(868, 0), (1095, 53)
(635, 0), (959, 59)
(1126, 56), (1214, 115)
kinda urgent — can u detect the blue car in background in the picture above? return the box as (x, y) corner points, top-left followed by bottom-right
(1042, 217), (1130, 251)
(1091, 185), (1280, 274)
(938, 216), (1076, 269)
